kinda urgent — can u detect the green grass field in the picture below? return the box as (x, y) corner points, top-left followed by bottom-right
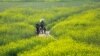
(0, 0), (100, 56)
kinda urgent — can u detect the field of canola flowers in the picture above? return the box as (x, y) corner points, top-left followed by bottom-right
(0, 1), (100, 56)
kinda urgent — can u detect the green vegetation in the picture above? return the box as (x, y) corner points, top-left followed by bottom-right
(19, 38), (100, 56)
(0, 1), (100, 56)
(0, 0), (100, 2)
(51, 8), (100, 45)
(0, 36), (54, 56)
